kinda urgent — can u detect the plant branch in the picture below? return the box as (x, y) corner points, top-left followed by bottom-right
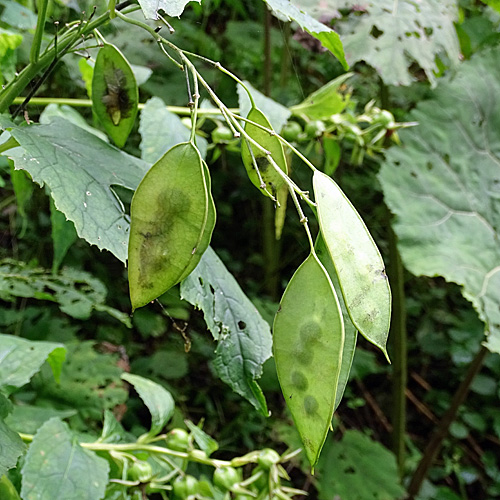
(30, 0), (50, 63)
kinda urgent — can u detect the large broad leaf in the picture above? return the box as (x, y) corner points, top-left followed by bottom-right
(0, 260), (130, 324)
(21, 418), (109, 500)
(316, 430), (405, 500)
(0, 393), (26, 478)
(137, 0), (200, 20)
(180, 247), (272, 415)
(379, 48), (500, 352)
(0, 334), (66, 393)
(3, 118), (149, 262)
(295, 0), (460, 86)
(121, 373), (175, 437)
(264, 0), (348, 69)
(139, 97), (208, 162)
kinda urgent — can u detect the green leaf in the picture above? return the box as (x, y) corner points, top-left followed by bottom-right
(100, 409), (128, 443)
(241, 107), (288, 198)
(4, 405), (76, 434)
(21, 418), (109, 500)
(121, 373), (175, 436)
(0, 1), (36, 30)
(185, 420), (219, 456)
(10, 164), (33, 218)
(273, 252), (344, 467)
(92, 44), (138, 148)
(0, 393), (26, 479)
(379, 48), (500, 353)
(137, 0), (200, 19)
(264, 0), (348, 69)
(0, 334), (66, 392)
(128, 142), (213, 309)
(180, 247), (272, 415)
(50, 198), (78, 272)
(237, 81), (291, 133)
(290, 73), (352, 121)
(315, 236), (358, 411)
(0, 29), (23, 84)
(316, 430), (405, 500)
(0, 260), (131, 325)
(313, 170), (391, 358)
(139, 96), (207, 163)
(4, 118), (148, 262)
(0, 474), (21, 500)
(324, 0), (460, 86)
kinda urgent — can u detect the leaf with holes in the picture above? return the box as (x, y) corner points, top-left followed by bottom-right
(379, 48), (500, 353)
(180, 247), (272, 415)
(92, 43), (138, 148)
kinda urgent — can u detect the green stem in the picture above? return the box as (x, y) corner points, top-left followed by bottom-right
(30, 0), (50, 63)
(406, 345), (488, 499)
(387, 220), (407, 477)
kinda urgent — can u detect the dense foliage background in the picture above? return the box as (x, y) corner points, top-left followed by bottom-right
(1, 0), (500, 499)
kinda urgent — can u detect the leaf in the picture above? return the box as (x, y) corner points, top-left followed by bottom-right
(264, 0), (348, 69)
(290, 73), (352, 121)
(3, 118), (149, 262)
(121, 373), (175, 436)
(50, 198), (78, 272)
(0, 1), (37, 30)
(185, 420), (219, 456)
(323, 0), (460, 86)
(4, 405), (76, 434)
(10, 163), (33, 218)
(273, 252), (344, 467)
(237, 81), (291, 134)
(20, 418), (109, 500)
(378, 48), (500, 353)
(139, 97), (208, 163)
(0, 393), (26, 479)
(0, 474), (21, 500)
(316, 430), (405, 500)
(92, 44), (138, 148)
(180, 247), (272, 414)
(0, 29), (23, 84)
(0, 260), (131, 325)
(315, 235), (358, 411)
(313, 170), (391, 358)
(137, 0), (200, 19)
(241, 107), (288, 198)
(100, 409), (128, 443)
(0, 334), (66, 392)
(128, 142), (213, 309)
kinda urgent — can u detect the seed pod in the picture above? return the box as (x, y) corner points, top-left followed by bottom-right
(128, 142), (210, 309)
(313, 170), (391, 359)
(241, 107), (288, 198)
(92, 43), (138, 148)
(273, 252), (344, 468)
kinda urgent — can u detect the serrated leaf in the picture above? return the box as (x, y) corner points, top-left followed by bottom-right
(3, 118), (149, 262)
(313, 170), (391, 358)
(121, 373), (175, 436)
(316, 430), (405, 500)
(0, 393), (25, 479)
(21, 418), (109, 500)
(318, 0), (460, 86)
(237, 81), (291, 134)
(264, 0), (348, 69)
(92, 44), (138, 148)
(0, 334), (66, 392)
(0, 260), (131, 325)
(137, 0), (200, 19)
(273, 252), (344, 467)
(180, 247), (272, 415)
(379, 48), (500, 353)
(139, 96), (207, 163)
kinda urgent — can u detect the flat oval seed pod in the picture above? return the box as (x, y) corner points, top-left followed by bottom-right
(315, 235), (358, 411)
(92, 43), (138, 148)
(241, 107), (288, 198)
(273, 252), (344, 468)
(128, 142), (208, 310)
(313, 170), (391, 360)
(178, 160), (216, 282)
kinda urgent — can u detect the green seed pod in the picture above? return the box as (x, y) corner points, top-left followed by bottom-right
(241, 107), (288, 198)
(273, 252), (344, 467)
(92, 43), (138, 148)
